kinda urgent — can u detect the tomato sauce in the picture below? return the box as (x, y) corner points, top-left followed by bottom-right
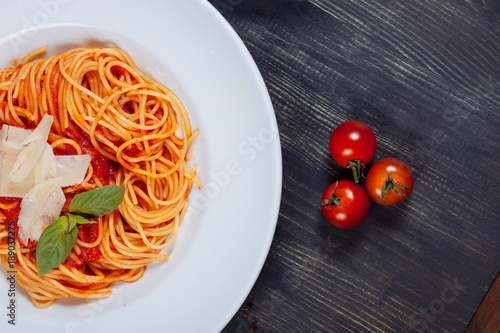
(63, 222), (102, 268)
(110, 65), (125, 77)
(91, 153), (118, 185)
(77, 222), (101, 265)
(123, 143), (147, 159)
(62, 255), (81, 268)
(134, 180), (147, 194)
(49, 68), (59, 115)
(52, 143), (78, 156)
(0, 197), (22, 223)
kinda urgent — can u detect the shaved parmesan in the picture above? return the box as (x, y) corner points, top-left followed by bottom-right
(0, 125), (6, 142)
(1, 124), (30, 143)
(21, 114), (53, 146)
(0, 140), (36, 197)
(35, 145), (59, 184)
(17, 178), (66, 244)
(8, 114), (54, 183)
(54, 155), (91, 187)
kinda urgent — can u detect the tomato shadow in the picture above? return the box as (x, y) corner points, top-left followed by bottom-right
(315, 207), (368, 258)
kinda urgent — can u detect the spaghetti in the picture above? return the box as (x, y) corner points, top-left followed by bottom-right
(0, 47), (200, 308)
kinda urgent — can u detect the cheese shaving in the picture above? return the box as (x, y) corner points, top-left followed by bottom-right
(8, 114), (53, 183)
(17, 178), (66, 244)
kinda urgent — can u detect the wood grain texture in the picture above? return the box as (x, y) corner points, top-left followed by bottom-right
(208, 1), (500, 332)
(465, 272), (500, 333)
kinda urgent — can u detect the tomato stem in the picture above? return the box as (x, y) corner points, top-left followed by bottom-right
(380, 173), (410, 202)
(321, 181), (346, 210)
(346, 160), (365, 183)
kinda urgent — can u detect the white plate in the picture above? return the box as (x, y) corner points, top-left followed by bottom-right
(0, 1), (282, 332)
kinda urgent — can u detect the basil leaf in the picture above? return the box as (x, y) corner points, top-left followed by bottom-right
(67, 212), (96, 227)
(69, 185), (125, 218)
(36, 215), (79, 277)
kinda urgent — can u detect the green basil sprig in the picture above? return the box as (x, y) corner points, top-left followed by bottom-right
(36, 185), (125, 277)
(36, 215), (78, 277)
(69, 184), (126, 218)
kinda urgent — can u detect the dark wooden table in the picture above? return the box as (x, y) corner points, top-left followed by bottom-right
(207, 1), (500, 332)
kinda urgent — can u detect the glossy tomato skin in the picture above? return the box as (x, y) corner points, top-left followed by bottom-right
(365, 158), (414, 205)
(321, 180), (370, 229)
(328, 120), (377, 168)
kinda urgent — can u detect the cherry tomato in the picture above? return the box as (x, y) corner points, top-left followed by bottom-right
(320, 180), (370, 229)
(329, 120), (377, 183)
(365, 158), (414, 205)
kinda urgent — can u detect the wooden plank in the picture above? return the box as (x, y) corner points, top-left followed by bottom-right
(211, 1), (500, 332)
(465, 272), (500, 333)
